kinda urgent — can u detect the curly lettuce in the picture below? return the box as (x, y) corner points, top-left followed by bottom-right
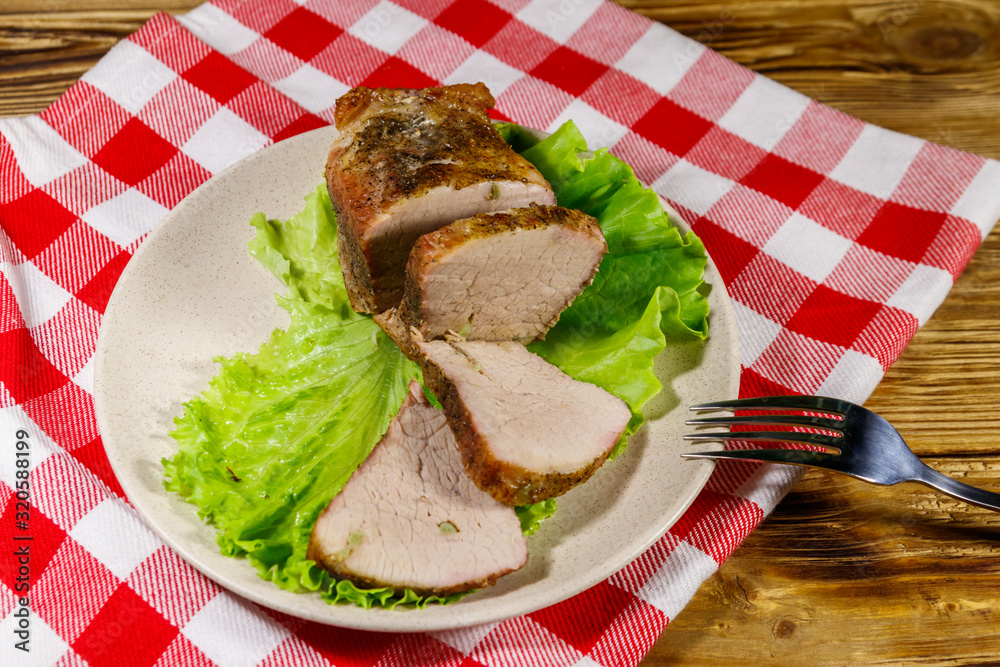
(502, 121), (710, 452)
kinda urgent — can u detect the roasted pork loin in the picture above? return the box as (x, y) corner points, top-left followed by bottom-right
(397, 204), (606, 344)
(417, 337), (632, 506)
(327, 83), (555, 314)
(307, 382), (527, 596)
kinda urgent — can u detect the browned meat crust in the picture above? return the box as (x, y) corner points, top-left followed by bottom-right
(397, 204), (606, 344)
(326, 83), (554, 313)
(306, 383), (528, 596)
(418, 338), (631, 506)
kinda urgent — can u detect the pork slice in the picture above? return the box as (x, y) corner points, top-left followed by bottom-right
(417, 338), (632, 506)
(327, 83), (555, 314)
(307, 382), (527, 596)
(398, 205), (606, 344)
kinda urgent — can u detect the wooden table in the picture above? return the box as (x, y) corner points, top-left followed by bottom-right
(4, 1), (999, 663)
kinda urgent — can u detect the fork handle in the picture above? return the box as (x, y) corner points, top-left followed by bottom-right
(912, 462), (1000, 512)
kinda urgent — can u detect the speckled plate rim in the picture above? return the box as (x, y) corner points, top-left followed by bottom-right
(94, 125), (739, 633)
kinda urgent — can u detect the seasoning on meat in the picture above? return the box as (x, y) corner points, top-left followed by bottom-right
(417, 336), (632, 506)
(307, 382), (528, 596)
(327, 83), (555, 314)
(398, 204), (607, 344)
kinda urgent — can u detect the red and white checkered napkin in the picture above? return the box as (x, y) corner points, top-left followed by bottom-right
(1, 0), (998, 664)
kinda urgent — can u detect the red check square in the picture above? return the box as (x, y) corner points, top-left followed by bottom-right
(76, 249), (131, 314)
(73, 583), (178, 667)
(740, 366), (800, 398)
(73, 437), (126, 498)
(0, 328), (69, 404)
(691, 217), (759, 287)
(687, 126), (768, 182)
(922, 214), (982, 278)
(531, 46), (609, 98)
(0, 189), (78, 259)
(360, 56), (438, 89)
(91, 118), (178, 188)
(40, 82), (131, 159)
(856, 201), (947, 264)
(633, 98), (712, 158)
(0, 498), (65, 590)
(435, 0), (511, 47)
(183, 51), (259, 104)
(298, 621), (395, 666)
(483, 20), (559, 71)
(785, 284), (882, 349)
(742, 153), (825, 210)
(265, 7), (343, 62)
(529, 580), (634, 655)
(854, 305), (918, 369)
(590, 598), (666, 667)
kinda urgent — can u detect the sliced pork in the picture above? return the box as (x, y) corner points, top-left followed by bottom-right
(307, 382), (527, 596)
(327, 83), (555, 314)
(397, 205), (606, 344)
(417, 337), (632, 506)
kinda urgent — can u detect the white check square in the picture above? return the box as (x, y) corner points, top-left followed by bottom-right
(763, 212), (852, 283)
(83, 188), (168, 249)
(636, 541), (717, 618)
(350, 1), (428, 55)
(616, 23), (704, 96)
(718, 76), (811, 151)
(69, 498), (162, 580)
(886, 263), (953, 325)
(272, 65), (349, 114)
(547, 99), (628, 148)
(732, 300), (782, 368)
(816, 349), (884, 401)
(0, 261), (72, 329)
(653, 159), (735, 217)
(183, 592), (290, 667)
(0, 116), (88, 188)
(178, 3), (261, 55)
(829, 124), (925, 199)
(0, 407), (57, 490)
(0, 609), (67, 666)
(81, 40), (177, 115)
(517, 0), (604, 44)
(950, 158), (1000, 238)
(445, 51), (524, 98)
(182, 108), (270, 175)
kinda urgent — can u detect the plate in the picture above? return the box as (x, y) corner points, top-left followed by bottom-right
(94, 125), (739, 633)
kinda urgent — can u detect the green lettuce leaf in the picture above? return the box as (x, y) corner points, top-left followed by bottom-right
(516, 499), (558, 536)
(165, 186), (460, 608)
(512, 121), (710, 453)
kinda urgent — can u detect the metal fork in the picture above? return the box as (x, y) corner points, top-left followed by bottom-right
(681, 395), (1000, 511)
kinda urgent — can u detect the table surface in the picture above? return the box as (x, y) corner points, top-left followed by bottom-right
(3, 1), (999, 664)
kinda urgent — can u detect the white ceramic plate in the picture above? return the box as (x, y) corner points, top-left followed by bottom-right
(94, 125), (739, 633)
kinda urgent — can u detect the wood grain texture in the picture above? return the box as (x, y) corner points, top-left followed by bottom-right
(2, 1), (999, 665)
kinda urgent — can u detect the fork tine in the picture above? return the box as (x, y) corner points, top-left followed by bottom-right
(685, 414), (842, 430)
(681, 449), (837, 467)
(683, 430), (842, 450)
(690, 395), (852, 415)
